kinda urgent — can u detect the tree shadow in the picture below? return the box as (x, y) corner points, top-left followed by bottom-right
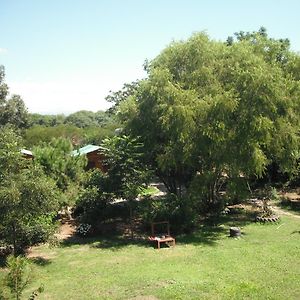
(291, 230), (300, 235)
(91, 236), (149, 251)
(59, 209), (256, 250)
(176, 225), (227, 246)
(278, 199), (300, 215)
(177, 209), (256, 246)
(0, 256), (6, 268)
(29, 256), (52, 266)
(60, 233), (149, 251)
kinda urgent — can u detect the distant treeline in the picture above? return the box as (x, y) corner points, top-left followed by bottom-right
(25, 110), (120, 147)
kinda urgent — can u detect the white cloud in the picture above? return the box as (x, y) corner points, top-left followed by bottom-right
(0, 48), (8, 54)
(7, 68), (146, 115)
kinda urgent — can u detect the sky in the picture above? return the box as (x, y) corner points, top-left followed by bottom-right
(1, 0), (299, 115)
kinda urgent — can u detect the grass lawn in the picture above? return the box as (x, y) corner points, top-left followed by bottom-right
(139, 186), (160, 197)
(1, 214), (300, 300)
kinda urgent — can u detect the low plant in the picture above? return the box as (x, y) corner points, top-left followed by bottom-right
(0, 255), (44, 300)
(76, 224), (92, 236)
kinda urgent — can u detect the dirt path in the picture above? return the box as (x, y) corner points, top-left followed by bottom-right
(54, 221), (76, 240)
(271, 205), (300, 219)
(27, 221), (76, 259)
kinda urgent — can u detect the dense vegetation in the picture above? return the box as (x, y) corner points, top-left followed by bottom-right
(0, 28), (300, 299)
(0, 128), (60, 255)
(109, 29), (300, 221)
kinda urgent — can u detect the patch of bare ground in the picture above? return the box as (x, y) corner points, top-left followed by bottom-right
(275, 189), (300, 218)
(271, 205), (300, 219)
(54, 220), (77, 240)
(27, 219), (77, 260)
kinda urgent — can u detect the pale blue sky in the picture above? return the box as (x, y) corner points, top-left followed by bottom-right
(1, 0), (299, 114)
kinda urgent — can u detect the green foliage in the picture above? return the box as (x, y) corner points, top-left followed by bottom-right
(28, 110), (112, 129)
(0, 166), (60, 253)
(23, 124), (84, 147)
(0, 128), (60, 253)
(0, 127), (26, 181)
(3, 255), (32, 300)
(225, 177), (250, 205)
(125, 28), (300, 211)
(75, 136), (150, 228)
(138, 194), (198, 233)
(28, 113), (65, 127)
(75, 170), (129, 226)
(0, 255), (44, 300)
(65, 110), (110, 128)
(0, 66), (29, 129)
(33, 138), (86, 205)
(101, 135), (150, 200)
(75, 185), (111, 225)
(24, 122), (118, 148)
(83, 124), (119, 145)
(106, 81), (140, 114)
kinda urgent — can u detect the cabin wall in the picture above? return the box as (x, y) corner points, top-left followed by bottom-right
(86, 151), (107, 172)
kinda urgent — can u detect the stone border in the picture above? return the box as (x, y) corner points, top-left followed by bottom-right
(256, 215), (280, 223)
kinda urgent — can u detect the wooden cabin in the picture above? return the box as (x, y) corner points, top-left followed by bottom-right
(72, 144), (107, 172)
(21, 149), (33, 159)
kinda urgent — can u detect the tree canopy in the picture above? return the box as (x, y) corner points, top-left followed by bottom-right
(124, 29), (300, 204)
(0, 128), (60, 254)
(0, 66), (29, 129)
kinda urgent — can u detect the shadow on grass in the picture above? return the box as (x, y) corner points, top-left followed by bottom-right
(0, 256), (6, 268)
(176, 225), (226, 246)
(278, 199), (300, 215)
(60, 233), (149, 251)
(177, 210), (256, 246)
(29, 256), (52, 266)
(91, 237), (149, 251)
(59, 210), (256, 250)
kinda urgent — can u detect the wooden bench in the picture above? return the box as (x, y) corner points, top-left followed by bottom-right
(148, 235), (175, 249)
(148, 221), (175, 249)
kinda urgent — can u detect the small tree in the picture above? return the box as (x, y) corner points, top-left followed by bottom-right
(5, 255), (31, 300)
(101, 135), (150, 237)
(1, 255), (44, 300)
(33, 137), (86, 207)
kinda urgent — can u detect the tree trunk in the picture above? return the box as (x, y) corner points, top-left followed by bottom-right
(12, 223), (17, 257)
(129, 203), (134, 239)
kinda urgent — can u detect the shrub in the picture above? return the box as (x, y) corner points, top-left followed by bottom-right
(76, 224), (91, 236)
(138, 194), (199, 234)
(74, 187), (113, 225)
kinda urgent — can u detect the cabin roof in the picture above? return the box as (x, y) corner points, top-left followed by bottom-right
(71, 144), (105, 156)
(21, 149), (33, 156)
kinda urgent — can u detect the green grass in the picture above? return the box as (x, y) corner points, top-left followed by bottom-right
(139, 186), (160, 197)
(1, 215), (300, 299)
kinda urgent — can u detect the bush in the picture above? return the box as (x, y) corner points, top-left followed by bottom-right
(0, 166), (60, 254)
(225, 177), (251, 205)
(188, 174), (225, 215)
(76, 224), (92, 236)
(74, 187), (113, 225)
(138, 194), (199, 234)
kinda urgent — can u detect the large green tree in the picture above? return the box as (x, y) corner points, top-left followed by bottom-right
(0, 128), (59, 254)
(125, 29), (300, 206)
(0, 66), (29, 129)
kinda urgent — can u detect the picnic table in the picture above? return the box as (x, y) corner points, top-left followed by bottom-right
(148, 221), (176, 249)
